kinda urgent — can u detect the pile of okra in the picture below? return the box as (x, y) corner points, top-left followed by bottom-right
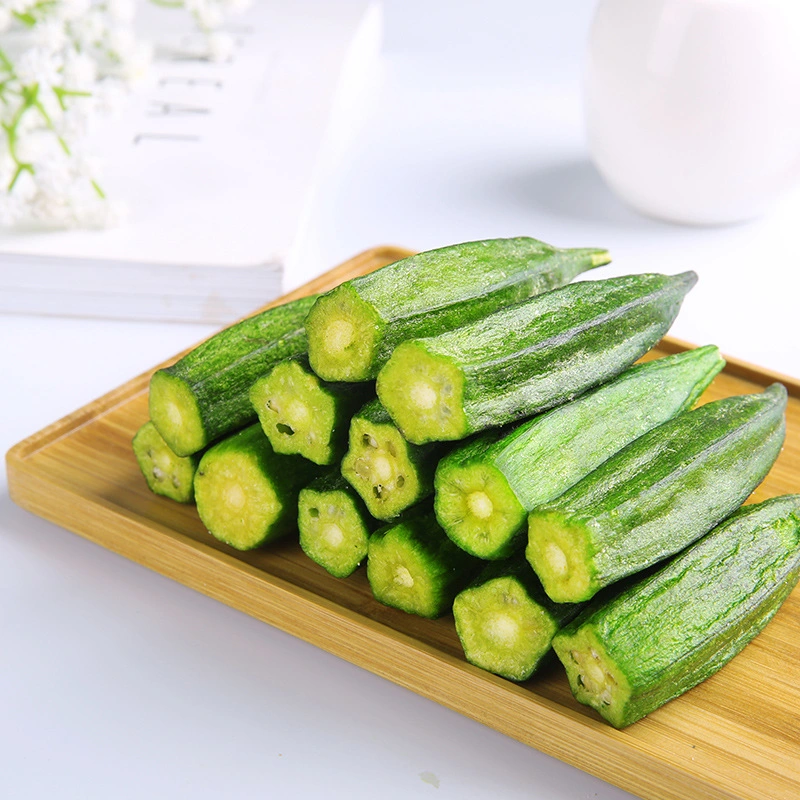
(134, 237), (800, 729)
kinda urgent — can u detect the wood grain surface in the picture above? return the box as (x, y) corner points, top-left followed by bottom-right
(7, 246), (800, 800)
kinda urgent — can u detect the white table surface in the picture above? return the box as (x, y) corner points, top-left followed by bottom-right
(2, 2), (799, 798)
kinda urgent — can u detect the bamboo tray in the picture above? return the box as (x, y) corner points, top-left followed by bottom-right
(7, 247), (800, 800)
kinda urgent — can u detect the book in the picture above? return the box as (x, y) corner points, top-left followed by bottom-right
(0, 0), (382, 323)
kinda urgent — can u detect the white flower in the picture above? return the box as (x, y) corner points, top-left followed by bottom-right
(62, 51), (98, 90)
(0, 154), (18, 191)
(71, 10), (106, 50)
(33, 19), (69, 51)
(38, 88), (66, 127)
(29, 189), (72, 225)
(15, 130), (57, 165)
(0, 191), (25, 225)
(9, 0), (36, 14)
(56, 0), (92, 23)
(0, 8), (13, 34)
(59, 106), (91, 141)
(107, 27), (137, 62)
(207, 31), (234, 63)
(15, 47), (62, 89)
(34, 153), (74, 197)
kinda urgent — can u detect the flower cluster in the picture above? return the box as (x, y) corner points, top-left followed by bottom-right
(0, 0), (251, 229)
(0, 0), (152, 227)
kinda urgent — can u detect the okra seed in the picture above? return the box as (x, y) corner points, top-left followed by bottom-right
(544, 542), (569, 576)
(585, 660), (606, 689)
(172, 475), (181, 489)
(276, 423), (295, 436)
(322, 523), (344, 547)
(486, 613), (519, 646)
(286, 400), (310, 426)
(224, 484), (247, 510)
(410, 381), (438, 410)
(166, 400), (183, 428)
(326, 319), (356, 354)
(363, 434), (378, 449)
(396, 475), (405, 488)
(372, 455), (393, 482)
(466, 491), (494, 520)
(393, 566), (414, 588)
(152, 466), (165, 480)
(309, 507), (320, 518)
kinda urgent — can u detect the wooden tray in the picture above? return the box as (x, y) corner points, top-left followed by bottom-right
(7, 247), (800, 800)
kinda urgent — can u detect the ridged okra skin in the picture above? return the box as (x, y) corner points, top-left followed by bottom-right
(527, 384), (788, 603)
(305, 237), (610, 382)
(367, 512), (482, 618)
(341, 399), (449, 520)
(132, 421), (201, 503)
(150, 295), (316, 457)
(298, 471), (379, 578)
(553, 495), (800, 728)
(435, 346), (724, 559)
(250, 356), (373, 466)
(194, 424), (323, 551)
(453, 558), (584, 681)
(376, 272), (697, 444)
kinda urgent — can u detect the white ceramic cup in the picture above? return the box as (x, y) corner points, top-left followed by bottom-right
(585, 0), (800, 225)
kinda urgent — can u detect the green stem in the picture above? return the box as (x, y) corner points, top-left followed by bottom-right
(12, 10), (37, 27)
(8, 162), (33, 192)
(0, 49), (13, 74)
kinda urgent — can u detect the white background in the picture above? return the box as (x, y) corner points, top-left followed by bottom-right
(2, 1), (799, 798)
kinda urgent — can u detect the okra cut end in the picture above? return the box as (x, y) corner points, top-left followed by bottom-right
(367, 523), (453, 618)
(453, 576), (558, 681)
(298, 487), (370, 578)
(132, 421), (198, 503)
(435, 461), (526, 560)
(250, 361), (338, 465)
(305, 285), (383, 382)
(194, 450), (283, 550)
(552, 625), (632, 728)
(376, 341), (468, 444)
(149, 369), (206, 457)
(526, 512), (595, 603)
(341, 414), (424, 520)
